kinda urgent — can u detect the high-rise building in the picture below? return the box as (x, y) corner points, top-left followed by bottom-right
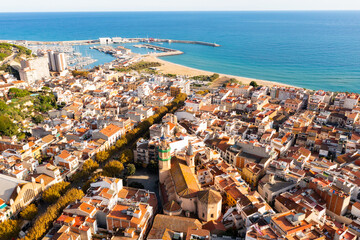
(47, 51), (67, 72)
(19, 57), (50, 84)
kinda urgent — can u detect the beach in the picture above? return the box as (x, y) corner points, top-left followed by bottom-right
(142, 55), (295, 88)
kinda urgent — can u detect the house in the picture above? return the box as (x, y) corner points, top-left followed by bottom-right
(106, 202), (153, 240)
(92, 123), (124, 148)
(284, 98), (303, 112)
(54, 150), (79, 172)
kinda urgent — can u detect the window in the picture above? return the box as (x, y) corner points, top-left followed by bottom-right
(211, 214), (214, 218)
(203, 213), (205, 218)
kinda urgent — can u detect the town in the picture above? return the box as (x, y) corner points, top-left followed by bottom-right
(0, 41), (359, 240)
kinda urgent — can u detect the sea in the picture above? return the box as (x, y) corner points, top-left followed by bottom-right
(0, 11), (360, 92)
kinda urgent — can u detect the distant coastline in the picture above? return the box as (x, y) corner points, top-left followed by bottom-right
(0, 37), (306, 90)
(1, 36), (297, 89)
(1, 11), (359, 92)
(143, 55), (296, 89)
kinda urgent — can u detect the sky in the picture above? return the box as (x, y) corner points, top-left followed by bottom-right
(2, 0), (360, 12)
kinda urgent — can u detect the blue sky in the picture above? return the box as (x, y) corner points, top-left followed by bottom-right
(2, 0), (360, 12)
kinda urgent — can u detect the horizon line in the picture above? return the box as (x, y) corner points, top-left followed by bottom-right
(1, 9), (360, 13)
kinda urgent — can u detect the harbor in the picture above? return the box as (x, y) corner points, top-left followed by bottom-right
(27, 44), (98, 70)
(0, 36), (221, 70)
(1, 37), (221, 47)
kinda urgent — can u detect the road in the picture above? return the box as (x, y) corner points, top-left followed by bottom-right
(0, 47), (19, 65)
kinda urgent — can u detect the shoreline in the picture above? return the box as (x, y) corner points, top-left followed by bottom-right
(2, 38), (298, 89)
(142, 55), (297, 89)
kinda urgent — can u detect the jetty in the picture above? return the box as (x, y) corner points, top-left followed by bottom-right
(136, 44), (184, 56)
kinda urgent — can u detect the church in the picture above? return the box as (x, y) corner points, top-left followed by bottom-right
(158, 137), (222, 222)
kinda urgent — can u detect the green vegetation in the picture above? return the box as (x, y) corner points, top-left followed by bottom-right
(0, 89), (57, 136)
(0, 115), (18, 137)
(0, 64), (10, 72)
(119, 149), (134, 164)
(229, 78), (242, 84)
(0, 43), (12, 61)
(20, 204), (38, 220)
(196, 90), (210, 95)
(192, 73), (219, 82)
(96, 151), (110, 163)
(42, 182), (71, 203)
(0, 43), (32, 61)
(32, 115), (44, 124)
(24, 188), (84, 240)
(250, 80), (258, 88)
(103, 160), (124, 177)
(126, 163), (136, 176)
(82, 159), (99, 173)
(0, 219), (20, 240)
(116, 61), (161, 72)
(71, 70), (89, 78)
(33, 94), (57, 112)
(8, 88), (30, 98)
(164, 73), (177, 78)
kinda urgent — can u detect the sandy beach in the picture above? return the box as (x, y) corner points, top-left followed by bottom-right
(142, 55), (296, 89)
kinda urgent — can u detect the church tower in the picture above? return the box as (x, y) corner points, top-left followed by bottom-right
(185, 143), (195, 174)
(158, 136), (171, 183)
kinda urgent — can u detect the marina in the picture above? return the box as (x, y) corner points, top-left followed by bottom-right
(27, 44), (98, 70)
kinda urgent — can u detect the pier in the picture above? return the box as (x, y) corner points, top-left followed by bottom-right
(135, 44), (184, 56)
(134, 43), (183, 57)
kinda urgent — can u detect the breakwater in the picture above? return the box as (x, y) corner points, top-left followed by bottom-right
(0, 38), (220, 47)
(134, 43), (184, 57)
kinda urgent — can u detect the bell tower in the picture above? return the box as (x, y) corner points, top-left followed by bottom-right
(158, 136), (171, 183)
(185, 143), (195, 173)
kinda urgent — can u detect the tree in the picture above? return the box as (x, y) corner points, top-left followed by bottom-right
(20, 204), (38, 220)
(8, 88), (30, 98)
(249, 81), (258, 88)
(0, 219), (20, 240)
(32, 115), (44, 124)
(103, 160), (124, 177)
(42, 182), (70, 203)
(25, 188), (84, 240)
(96, 151), (109, 163)
(0, 100), (7, 111)
(72, 70), (89, 78)
(82, 159), (99, 173)
(126, 164), (136, 176)
(0, 115), (18, 137)
(115, 137), (128, 149)
(119, 149), (134, 164)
